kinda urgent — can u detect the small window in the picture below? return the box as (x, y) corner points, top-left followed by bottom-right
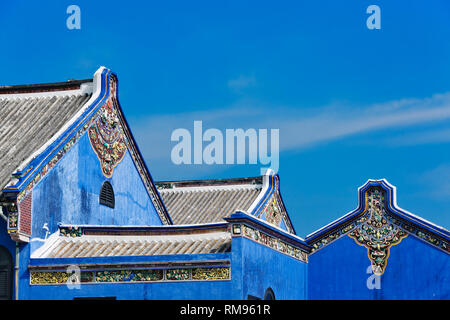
(264, 288), (275, 300)
(99, 181), (115, 208)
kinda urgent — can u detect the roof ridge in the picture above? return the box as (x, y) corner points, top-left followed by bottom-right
(156, 176), (263, 189)
(0, 79), (93, 94)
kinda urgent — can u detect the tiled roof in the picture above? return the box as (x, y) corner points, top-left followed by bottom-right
(33, 231), (231, 258)
(156, 177), (263, 225)
(0, 80), (93, 191)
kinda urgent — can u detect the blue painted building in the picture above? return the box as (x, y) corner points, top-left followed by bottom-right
(0, 67), (448, 300)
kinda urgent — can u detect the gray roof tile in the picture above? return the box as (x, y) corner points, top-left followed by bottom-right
(0, 83), (92, 191)
(33, 231), (231, 258)
(156, 177), (263, 225)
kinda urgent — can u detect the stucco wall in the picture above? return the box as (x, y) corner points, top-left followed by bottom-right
(0, 218), (15, 260)
(30, 133), (163, 254)
(233, 237), (307, 300)
(308, 235), (450, 299)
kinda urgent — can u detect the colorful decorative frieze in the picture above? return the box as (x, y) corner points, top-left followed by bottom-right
(385, 214), (449, 253)
(192, 267), (230, 280)
(256, 176), (295, 233)
(88, 77), (126, 178)
(240, 224), (308, 262)
(60, 226), (83, 237)
(310, 222), (359, 253)
(262, 198), (282, 227)
(348, 187), (408, 275)
(309, 184), (449, 268)
(132, 270), (164, 282)
(30, 266), (230, 285)
(31, 272), (69, 285)
(8, 214), (18, 230)
(166, 269), (190, 281)
(6, 202), (19, 234)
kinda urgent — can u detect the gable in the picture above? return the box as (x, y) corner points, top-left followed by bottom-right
(306, 179), (449, 275)
(2, 67), (171, 242)
(248, 170), (296, 234)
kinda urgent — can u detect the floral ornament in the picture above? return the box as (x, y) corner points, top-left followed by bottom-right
(349, 187), (407, 275)
(192, 268), (230, 280)
(8, 215), (18, 230)
(257, 177), (288, 229)
(263, 197), (283, 227)
(30, 267), (229, 285)
(31, 272), (69, 284)
(88, 79), (127, 178)
(60, 226), (82, 237)
(242, 225), (307, 262)
(166, 269), (190, 281)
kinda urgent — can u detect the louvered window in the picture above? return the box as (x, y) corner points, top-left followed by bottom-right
(0, 247), (12, 300)
(99, 181), (115, 208)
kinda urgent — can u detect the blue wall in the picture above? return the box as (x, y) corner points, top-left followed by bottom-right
(18, 236), (309, 300)
(233, 237), (307, 300)
(30, 133), (163, 254)
(0, 218), (15, 260)
(308, 235), (450, 299)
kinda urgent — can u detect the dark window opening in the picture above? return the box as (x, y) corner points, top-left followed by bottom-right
(0, 246), (13, 300)
(99, 181), (115, 208)
(264, 288), (275, 300)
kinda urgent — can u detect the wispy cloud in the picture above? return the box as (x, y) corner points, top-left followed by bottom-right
(128, 92), (450, 178)
(227, 74), (256, 93)
(277, 92), (450, 151)
(419, 164), (450, 200)
(386, 128), (450, 146)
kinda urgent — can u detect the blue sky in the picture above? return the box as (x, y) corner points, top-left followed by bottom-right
(1, 0), (449, 236)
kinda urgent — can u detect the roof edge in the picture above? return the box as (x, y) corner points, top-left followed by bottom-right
(224, 210), (309, 250)
(305, 179), (450, 243)
(2, 66), (108, 193)
(0, 79), (93, 95)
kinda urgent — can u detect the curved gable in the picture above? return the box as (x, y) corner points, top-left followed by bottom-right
(2, 67), (171, 242)
(248, 170), (296, 234)
(306, 179), (449, 275)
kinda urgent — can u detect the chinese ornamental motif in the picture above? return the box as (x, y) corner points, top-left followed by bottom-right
(257, 177), (293, 231)
(263, 197), (282, 227)
(349, 187), (408, 275)
(88, 78), (127, 178)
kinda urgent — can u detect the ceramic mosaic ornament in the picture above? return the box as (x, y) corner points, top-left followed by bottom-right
(30, 267), (229, 285)
(263, 198), (283, 227)
(349, 187), (408, 275)
(88, 77), (127, 178)
(256, 175), (295, 233)
(192, 268), (230, 280)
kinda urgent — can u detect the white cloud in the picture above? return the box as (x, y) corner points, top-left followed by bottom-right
(128, 92), (450, 178)
(386, 128), (450, 146)
(420, 164), (450, 199)
(277, 92), (450, 151)
(227, 74), (256, 92)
